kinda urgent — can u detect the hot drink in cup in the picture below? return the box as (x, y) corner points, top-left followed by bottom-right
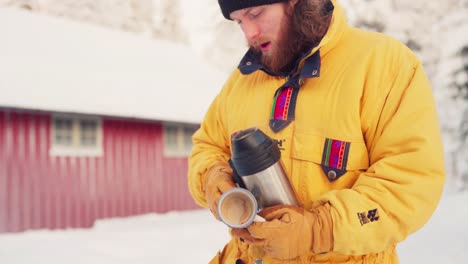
(217, 188), (265, 229)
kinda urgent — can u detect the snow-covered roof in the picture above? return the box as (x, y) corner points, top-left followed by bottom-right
(0, 8), (229, 124)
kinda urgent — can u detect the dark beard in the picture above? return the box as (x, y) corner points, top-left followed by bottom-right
(250, 19), (304, 75)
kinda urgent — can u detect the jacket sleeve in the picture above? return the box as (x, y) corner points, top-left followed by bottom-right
(187, 73), (237, 208)
(319, 51), (445, 255)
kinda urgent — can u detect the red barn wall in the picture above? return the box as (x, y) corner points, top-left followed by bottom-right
(0, 109), (199, 233)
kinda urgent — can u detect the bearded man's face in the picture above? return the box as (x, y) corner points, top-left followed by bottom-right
(231, 2), (299, 74)
(231, 0), (332, 74)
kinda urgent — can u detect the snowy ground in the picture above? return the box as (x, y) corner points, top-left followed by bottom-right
(0, 190), (466, 264)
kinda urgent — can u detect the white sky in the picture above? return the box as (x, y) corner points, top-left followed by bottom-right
(0, 190), (466, 264)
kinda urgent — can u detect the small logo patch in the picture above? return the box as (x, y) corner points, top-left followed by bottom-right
(276, 139), (286, 151)
(357, 209), (380, 226)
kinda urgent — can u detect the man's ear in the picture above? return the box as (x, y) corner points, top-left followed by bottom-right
(288, 0), (299, 7)
(286, 0), (298, 15)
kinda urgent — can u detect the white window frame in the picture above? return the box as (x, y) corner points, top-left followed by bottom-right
(49, 114), (103, 157)
(163, 123), (198, 157)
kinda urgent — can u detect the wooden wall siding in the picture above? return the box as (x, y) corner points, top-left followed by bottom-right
(0, 110), (198, 233)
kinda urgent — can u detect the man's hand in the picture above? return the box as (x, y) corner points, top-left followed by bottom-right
(203, 162), (237, 220)
(231, 204), (334, 260)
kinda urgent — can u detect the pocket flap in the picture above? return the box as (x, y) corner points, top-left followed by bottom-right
(292, 133), (369, 171)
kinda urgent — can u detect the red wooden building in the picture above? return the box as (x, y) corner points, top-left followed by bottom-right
(0, 8), (226, 233)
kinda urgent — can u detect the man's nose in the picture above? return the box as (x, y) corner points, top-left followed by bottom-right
(242, 22), (260, 42)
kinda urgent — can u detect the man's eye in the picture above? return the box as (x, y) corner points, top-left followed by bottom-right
(249, 10), (262, 19)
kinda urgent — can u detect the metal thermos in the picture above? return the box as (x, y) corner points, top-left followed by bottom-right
(229, 127), (298, 209)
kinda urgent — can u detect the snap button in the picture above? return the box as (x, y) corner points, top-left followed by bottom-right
(298, 78), (304, 86)
(312, 69), (318, 76)
(246, 61), (252, 66)
(328, 170), (337, 180)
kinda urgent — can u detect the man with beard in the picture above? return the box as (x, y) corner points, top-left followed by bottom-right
(188, 0), (445, 263)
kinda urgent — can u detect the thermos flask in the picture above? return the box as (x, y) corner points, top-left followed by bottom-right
(229, 127), (298, 208)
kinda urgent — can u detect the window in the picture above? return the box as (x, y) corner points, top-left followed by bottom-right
(53, 118), (73, 146)
(80, 119), (98, 146)
(50, 115), (103, 156)
(163, 123), (199, 157)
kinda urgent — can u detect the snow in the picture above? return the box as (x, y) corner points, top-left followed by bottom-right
(0, 191), (466, 264)
(0, 7), (228, 124)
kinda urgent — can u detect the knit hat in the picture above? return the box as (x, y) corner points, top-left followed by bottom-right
(218, 0), (289, 20)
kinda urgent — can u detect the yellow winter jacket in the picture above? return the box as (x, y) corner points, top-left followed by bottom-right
(188, 0), (445, 263)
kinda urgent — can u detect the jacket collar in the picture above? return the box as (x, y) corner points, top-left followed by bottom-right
(238, 48), (321, 78)
(237, 0), (348, 78)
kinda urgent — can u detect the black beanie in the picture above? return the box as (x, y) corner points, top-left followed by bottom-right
(218, 0), (289, 20)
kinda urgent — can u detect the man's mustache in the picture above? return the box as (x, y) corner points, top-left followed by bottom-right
(248, 38), (269, 48)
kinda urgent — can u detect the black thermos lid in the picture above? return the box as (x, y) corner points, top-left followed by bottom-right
(230, 127), (280, 176)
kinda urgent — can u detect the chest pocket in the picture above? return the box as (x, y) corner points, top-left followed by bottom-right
(292, 132), (369, 182)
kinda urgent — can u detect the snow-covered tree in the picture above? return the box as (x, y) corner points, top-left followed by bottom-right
(152, 0), (187, 42)
(0, 0), (155, 34)
(449, 45), (468, 190)
(452, 46), (468, 100)
(431, 8), (468, 191)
